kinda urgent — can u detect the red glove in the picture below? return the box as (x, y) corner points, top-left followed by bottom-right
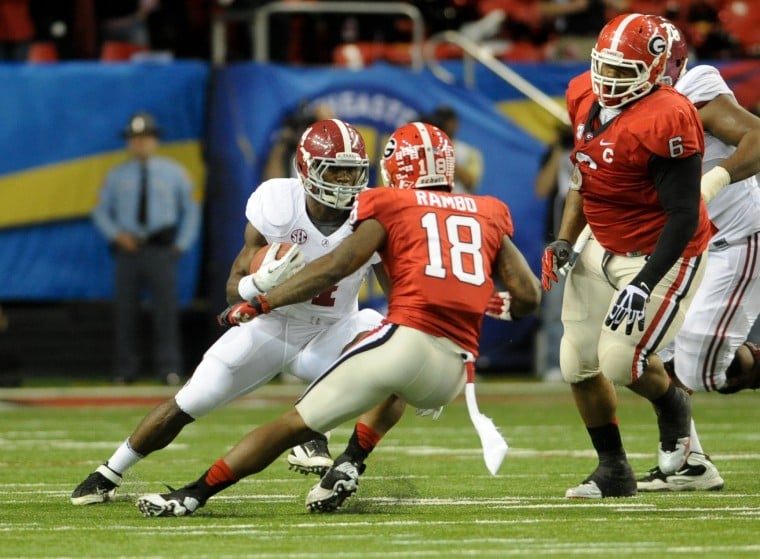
(541, 239), (571, 291)
(217, 295), (271, 327)
(485, 291), (512, 320)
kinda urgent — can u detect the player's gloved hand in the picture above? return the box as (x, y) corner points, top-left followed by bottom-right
(485, 291), (512, 320)
(605, 282), (650, 335)
(541, 239), (572, 291)
(416, 406), (443, 420)
(252, 242), (305, 292)
(217, 296), (271, 327)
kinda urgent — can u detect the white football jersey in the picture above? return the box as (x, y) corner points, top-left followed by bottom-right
(677, 65), (760, 245)
(245, 178), (379, 322)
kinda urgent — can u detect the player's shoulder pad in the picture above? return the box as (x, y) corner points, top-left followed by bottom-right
(245, 178), (300, 233)
(676, 65), (733, 105)
(565, 71), (593, 113)
(629, 87), (698, 134)
(627, 89), (702, 157)
(479, 194), (514, 236)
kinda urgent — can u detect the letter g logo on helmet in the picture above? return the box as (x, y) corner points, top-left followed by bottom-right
(648, 35), (667, 56)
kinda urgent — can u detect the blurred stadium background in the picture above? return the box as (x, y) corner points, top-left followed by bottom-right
(1, 1), (760, 384)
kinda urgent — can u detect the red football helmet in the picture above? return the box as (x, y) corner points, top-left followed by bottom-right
(591, 13), (670, 109)
(295, 118), (369, 210)
(658, 17), (689, 86)
(380, 122), (455, 191)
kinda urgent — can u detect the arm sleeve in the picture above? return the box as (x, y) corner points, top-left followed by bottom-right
(633, 153), (703, 290)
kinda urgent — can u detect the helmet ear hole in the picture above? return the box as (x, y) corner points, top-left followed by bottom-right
(295, 119), (369, 210)
(381, 122), (455, 191)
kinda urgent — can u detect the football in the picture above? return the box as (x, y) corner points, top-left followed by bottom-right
(249, 242), (294, 273)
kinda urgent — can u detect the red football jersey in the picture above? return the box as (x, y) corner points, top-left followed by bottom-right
(566, 71), (714, 257)
(351, 187), (514, 355)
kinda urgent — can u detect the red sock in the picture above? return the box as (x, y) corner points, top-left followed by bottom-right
(204, 459), (239, 488)
(355, 422), (381, 451)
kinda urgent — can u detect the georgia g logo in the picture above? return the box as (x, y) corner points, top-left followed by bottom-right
(383, 137), (397, 159)
(648, 34), (667, 56)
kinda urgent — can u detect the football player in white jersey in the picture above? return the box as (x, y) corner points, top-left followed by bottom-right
(637, 20), (760, 492)
(71, 119), (403, 505)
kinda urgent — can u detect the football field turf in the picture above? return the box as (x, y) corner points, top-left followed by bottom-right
(2, 378), (759, 558)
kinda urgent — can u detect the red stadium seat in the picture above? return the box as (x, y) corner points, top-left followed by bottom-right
(720, 0), (760, 55)
(27, 42), (58, 63)
(100, 41), (147, 62)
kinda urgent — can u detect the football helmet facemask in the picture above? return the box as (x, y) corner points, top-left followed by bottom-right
(591, 13), (670, 109)
(381, 122), (455, 191)
(658, 18), (689, 86)
(295, 118), (369, 210)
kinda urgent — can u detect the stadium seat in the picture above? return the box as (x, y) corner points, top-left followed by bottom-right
(720, 0), (760, 55)
(100, 41), (147, 62)
(27, 42), (58, 63)
(332, 41), (466, 68)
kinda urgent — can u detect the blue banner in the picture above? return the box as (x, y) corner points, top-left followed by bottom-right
(4, 59), (759, 369)
(206, 62), (548, 369)
(0, 62), (208, 304)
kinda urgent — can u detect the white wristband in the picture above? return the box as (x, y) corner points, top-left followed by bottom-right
(238, 274), (262, 301)
(700, 165), (731, 204)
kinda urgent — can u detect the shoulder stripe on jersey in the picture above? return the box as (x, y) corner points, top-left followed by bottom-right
(412, 122), (436, 178)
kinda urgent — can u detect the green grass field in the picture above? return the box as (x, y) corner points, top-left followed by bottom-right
(2, 378), (759, 558)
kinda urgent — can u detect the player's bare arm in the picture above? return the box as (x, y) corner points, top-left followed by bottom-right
(265, 219), (386, 311)
(225, 223), (268, 304)
(556, 189), (587, 244)
(698, 94), (760, 183)
(495, 235), (541, 318)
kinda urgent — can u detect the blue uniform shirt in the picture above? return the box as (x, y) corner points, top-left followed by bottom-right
(92, 155), (200, 252)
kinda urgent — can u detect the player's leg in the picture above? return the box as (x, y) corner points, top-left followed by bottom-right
(641, 241), (758, 490)
(137, 407), (319, 517)
(71, 317), (292, 505)
(286, 308), (385, 475)
(305, 325), (466, 511)
(601, 252), (706, 481)
(559, 240), (636, 498)
(136, 323), (466, 517)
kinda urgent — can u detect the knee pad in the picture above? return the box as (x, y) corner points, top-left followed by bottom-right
(559, 336), (595, 383)
(598, 338), (636, 386)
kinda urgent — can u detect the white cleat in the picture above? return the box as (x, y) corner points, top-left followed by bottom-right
(638, 452), (724, 492)
(136, 491), (201, 517)
(305, 461), (360, 512)
(657, 436), (690, 475)
(288, 438), (333, 476)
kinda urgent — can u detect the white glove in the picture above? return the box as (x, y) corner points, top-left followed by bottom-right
(248, 242), (305, 294)
(416, 406), (444, 420)
(605, 282), (650, 335)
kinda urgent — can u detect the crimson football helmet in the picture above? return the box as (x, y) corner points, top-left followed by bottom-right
(295, 118), (369, 210)
(658, 18), (689, 86)
(591, 13), (670, 109)
(380, 122), (455, 191)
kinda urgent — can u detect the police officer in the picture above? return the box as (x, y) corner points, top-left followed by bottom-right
(92, 111), (200, 385)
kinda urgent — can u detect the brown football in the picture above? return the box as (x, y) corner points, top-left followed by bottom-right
(249, 243), (293, 273)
